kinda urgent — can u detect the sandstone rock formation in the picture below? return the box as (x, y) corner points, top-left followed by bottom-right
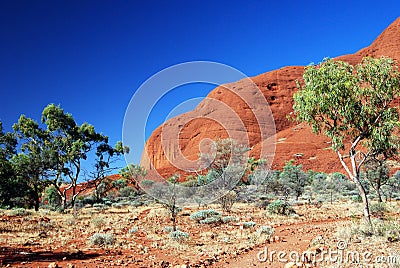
(141, 17), (400, 178)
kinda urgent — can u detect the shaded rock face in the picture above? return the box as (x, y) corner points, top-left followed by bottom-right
(141, 17), (400, 178)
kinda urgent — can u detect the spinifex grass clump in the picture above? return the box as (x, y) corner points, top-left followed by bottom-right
(221, 216), (238, 224)
(190, 209), (221, 222)
(169, 230), (190, 242)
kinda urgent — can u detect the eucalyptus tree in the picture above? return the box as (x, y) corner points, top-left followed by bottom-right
(119, 164), (147, 192)
(0, 121), (18, 207)
(42, 104), (107, 209)
(90, 141), (129, 202)
(293, 57), (400, 224)
(12, 115), (54, 211)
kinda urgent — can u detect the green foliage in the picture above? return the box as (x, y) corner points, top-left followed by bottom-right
(279, 160), (308, 199)
(0, 123), (26, 208)
(221, 216), (238, 224)
(11, 208), (31, 216)
(267, 200), (295, 215)
(199, 215), (222, 225)
(118, 186), (136, 197)
(256, 225), (275, 239)
(294, 57), (400, 153)
(242, 221), (256, 228)
(112, 178), (127, 190)
(42, 186), (61, 207)
(363, 159), (389, 202)
(119, 164), (146, 191)
(369, 202), (387, 217)
(350, 219), (400, 242)
(90, 142), (129, 202)
(190, 209), (221, 222)
(169, 230), (190, 242)
(352, 195), (362, 203)
(90, 233), (116, 246)
(293, 57), (400, 224)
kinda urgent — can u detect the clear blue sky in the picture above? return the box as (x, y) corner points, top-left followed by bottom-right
(1, 0), (399, 166)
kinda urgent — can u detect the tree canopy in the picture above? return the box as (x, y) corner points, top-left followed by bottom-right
(293, 56), (400, 224)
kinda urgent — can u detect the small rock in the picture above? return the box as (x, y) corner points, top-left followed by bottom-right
(66, 263), (75, 268)
(48, 262), (59, 268)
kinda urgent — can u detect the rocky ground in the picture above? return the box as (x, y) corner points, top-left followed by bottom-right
(1, 201), (399, 268)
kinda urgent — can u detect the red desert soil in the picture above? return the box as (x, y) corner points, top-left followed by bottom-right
(141, 17), (400, 179)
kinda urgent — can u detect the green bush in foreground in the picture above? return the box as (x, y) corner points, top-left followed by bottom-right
(190, 209), (221, 222)
(169, 230), (190, 242)
(267, 200), (295, 215)
(90, 233), (116, 246)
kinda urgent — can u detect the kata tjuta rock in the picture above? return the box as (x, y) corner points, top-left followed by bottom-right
(141, 17), (400, 178)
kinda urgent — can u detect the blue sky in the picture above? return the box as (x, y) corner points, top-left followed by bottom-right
(1, 0), (399, 167)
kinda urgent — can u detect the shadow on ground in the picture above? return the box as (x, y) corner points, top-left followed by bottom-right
(0, 247), (101, 265)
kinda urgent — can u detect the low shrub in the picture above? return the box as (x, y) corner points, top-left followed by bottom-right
(190, 209), (221, 222)
(242, 221), (256, 229)
(130, 201), (143, 207)
(370, 203), (387, 217)
(221, 216), (238, 224)
(199, 215), (221, 225)
(257, 225), (274, 236)
(169, 230), (190, 242)
(267, 200), (295, 215)
(11, 208), (31, 216)
(90, 233), (116, 246)
(351, 195), (362, 203)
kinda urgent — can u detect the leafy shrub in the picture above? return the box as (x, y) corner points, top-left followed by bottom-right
(267, 200), (295, 215)
(351, 195), (362, 203)
(199, 215), (221, 225)
(242, 221), (256, 228)
(118, 186), (136, 197)
(257, 226), (274, 239)
(370, 203), (387, 217)
(169, 230), (189, 242)
(190, 209), (221, 222)
(373, 220), (400, 242)
(221, 216), (238, 224)
(11, 208), (31, 216)
(90, 233), (116, 246)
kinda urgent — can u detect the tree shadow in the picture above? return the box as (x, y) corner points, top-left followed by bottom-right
(0, 247), (101, 265)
